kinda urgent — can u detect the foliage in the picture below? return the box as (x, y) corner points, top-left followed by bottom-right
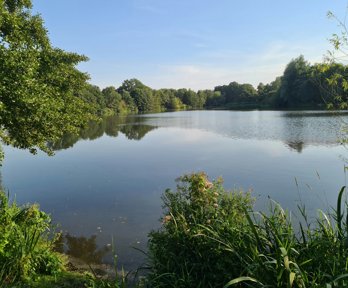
(311, 62), (348, 110)
(277, 56), (319, 108)
(326, 10), (348, 62)
(147, 173), (348, 288)
(23, 272), (91, 288)
(0, 191), (64, 286)
(311, 10), (348, 112)
(214, 81), (258, 107)
(18, 270), (139, 288)
(147, 172), (254, 288)
(77, 55), (347, 115)
(0, 0), (95, 157)
(257, 77), (281, 106)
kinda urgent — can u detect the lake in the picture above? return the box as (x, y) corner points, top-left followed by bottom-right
(2, 110), (348, 270)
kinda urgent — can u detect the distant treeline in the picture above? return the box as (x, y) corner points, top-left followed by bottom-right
(78, 55), (348, 115)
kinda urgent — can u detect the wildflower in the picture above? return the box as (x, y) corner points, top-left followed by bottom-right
(213, 203), (219, 208)
(206, 219), (211, 224)
(205, 180), (213, 189)
(163, 215), (172, 224)
(213, 192), (219, 197)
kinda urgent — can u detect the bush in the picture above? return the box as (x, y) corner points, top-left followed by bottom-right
(147, 173), (348, 288)
(0, 191), (64, 285)
(147, 172), (253, 287)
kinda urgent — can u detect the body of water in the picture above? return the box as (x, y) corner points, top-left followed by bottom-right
(2, 110), (348, 269)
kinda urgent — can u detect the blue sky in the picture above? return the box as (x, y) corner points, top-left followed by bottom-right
(33, 0), (346, 90)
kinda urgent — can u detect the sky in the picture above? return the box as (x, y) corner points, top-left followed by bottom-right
(33, 0), (347, 90)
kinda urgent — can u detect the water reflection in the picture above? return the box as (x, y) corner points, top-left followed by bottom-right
(50, 116), (158, 151)
(55, 233), (111, 264)
(286, 141), (305, 153)
(51, 111), (348, 153)
(141, 110), (347, 153)
(279, 111), (345, 152)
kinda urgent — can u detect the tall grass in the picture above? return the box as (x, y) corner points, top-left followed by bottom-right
(0, 191), (64, 286)
(146, 172), (348, 288)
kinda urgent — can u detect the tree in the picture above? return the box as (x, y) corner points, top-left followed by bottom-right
(214, 81), (257, 106)
(257, 77), (281, 106)
(175, 89), (199, 109)
(102, 86), (122, 111)
(119, 90), (138, 113)
(205, 90), (223, 107)
(132, 87), (154, 112)
(117, 79), (155, 112)
(0, 0), (94, 157)
(78, 84), (105, 115)
(154, 89), (182, 110)
(277, 56), (317, 107)
(117, 78), (147, 94)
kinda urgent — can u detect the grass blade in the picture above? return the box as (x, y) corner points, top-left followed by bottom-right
(337, 186), (346, 241)
(224, 276), (261, 287)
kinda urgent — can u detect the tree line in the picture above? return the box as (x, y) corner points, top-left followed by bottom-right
(79, 55), (348, 116)
(1, 0), (347, 157)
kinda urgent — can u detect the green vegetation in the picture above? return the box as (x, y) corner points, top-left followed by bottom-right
(146, 173), (348, 288)
(0, 0), (95, 158)
(76, 57), (348, 117)
(0, 191), (64, 286)
(146, 172), (254, 287)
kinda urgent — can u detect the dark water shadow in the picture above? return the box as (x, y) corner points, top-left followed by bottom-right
(55, 233), (111, 265)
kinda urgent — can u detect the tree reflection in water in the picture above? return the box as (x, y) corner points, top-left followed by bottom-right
(54, 233), (111, 264)
(49, 115), (157, 151)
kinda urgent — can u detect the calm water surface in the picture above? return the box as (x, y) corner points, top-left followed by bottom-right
(2, 110), (348, 269)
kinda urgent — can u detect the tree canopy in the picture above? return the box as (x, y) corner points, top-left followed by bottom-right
(74, 55), (347, 117)
(0, 0), (94, 156)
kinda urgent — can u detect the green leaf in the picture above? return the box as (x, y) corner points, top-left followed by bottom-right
(224, 276), (261, 288)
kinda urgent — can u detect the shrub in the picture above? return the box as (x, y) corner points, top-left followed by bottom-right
(0, 191), (64, 285)
(147, 172), (253, 288)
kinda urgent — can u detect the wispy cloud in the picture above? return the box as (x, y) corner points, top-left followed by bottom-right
(141, 40), (331, 90)
(145, 64), (281, 90)
(89, 38), (331, 90)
